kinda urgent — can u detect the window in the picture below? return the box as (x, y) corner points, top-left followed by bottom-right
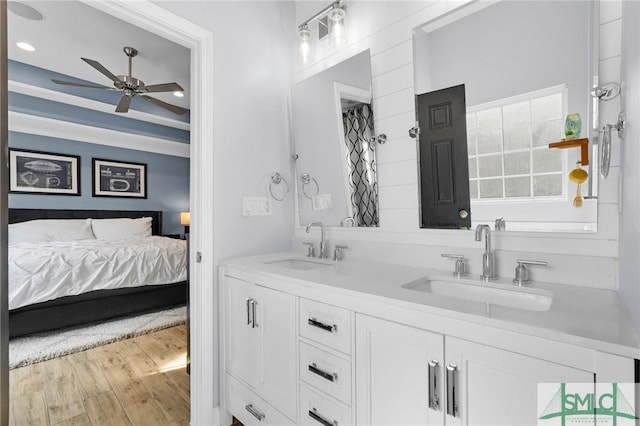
(467, 86), (566, 201)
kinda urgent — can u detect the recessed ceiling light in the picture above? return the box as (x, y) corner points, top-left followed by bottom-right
(7, 2), (43, 21)
(173, 91), (184, 98)
(16, 42), (35, 52)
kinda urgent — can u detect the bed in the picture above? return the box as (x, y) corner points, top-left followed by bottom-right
(8, 208), (187, 338)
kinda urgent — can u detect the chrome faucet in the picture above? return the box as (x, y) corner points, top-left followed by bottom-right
(306, 222), (327, 259)
(475, 224), (497, 281)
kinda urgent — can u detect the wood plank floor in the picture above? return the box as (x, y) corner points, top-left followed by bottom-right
(9, 325), (190, 426)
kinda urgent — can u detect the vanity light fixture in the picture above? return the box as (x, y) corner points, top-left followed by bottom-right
(298, 23), (313, 64)
(297, 1), (348, 64)
(173, 91), (184, 98)
(16, 42), (35, 52)
(328, 3), (348, 47)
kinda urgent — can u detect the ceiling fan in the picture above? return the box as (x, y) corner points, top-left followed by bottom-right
(51, 46), (187, 116)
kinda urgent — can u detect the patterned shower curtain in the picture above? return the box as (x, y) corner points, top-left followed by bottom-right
(342, 103), (379, 226)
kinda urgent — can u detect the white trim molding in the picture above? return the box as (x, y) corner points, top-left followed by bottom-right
(9, 111), (190, 158)
(9, 80), (190, 131)
(81, 0), (217, 423)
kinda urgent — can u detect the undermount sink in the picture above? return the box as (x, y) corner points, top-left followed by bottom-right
(402, 277), (553, 312)
(265, 258), (331, 271)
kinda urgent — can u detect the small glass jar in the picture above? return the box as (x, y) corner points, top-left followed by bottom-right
(565, 113), (582, 140)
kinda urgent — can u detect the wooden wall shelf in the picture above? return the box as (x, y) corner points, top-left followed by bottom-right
(548, 138), (589, 166)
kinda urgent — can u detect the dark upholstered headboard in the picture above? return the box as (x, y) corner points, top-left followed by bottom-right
(8, 209), (163, 235)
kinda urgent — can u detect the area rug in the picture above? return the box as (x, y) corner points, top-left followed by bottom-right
(9, 305), (186, 369)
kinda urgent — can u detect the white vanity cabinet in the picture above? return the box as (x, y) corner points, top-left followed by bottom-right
(298, 298), (355, 426)
(445, 337), (593, 426)
(223, 275), (297, 423)
(355, 314), (444, 426)
(355, 314), (595, 426)
(221, 258), (636, 426)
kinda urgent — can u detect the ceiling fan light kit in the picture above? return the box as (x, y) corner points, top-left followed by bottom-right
(51, 46), (187, 115)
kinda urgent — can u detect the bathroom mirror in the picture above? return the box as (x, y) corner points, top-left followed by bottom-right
(292, 49), (380, 228)
(413, 0), (598, 232)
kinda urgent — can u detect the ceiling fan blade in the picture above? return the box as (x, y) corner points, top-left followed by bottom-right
(115, 95), (132, 113)
(81, 57), (123, 87)
(51, 78), (114, 89)
(144, 82), (184, 93)
(140, 94), (187, 116)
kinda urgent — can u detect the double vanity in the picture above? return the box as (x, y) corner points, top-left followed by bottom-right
(220, 247), (638, 426)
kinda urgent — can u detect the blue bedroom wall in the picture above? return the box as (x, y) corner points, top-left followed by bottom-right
(8, 60), (190, 235)
(8, 133), (190, 235)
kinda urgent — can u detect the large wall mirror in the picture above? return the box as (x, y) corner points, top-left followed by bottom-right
(292, 49), (380, 228)
(414, 1), (598, 232)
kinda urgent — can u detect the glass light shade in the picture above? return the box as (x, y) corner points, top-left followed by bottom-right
(298, 24), (313, 64)
(180, 211), (190, 226)
(328, 6), (347, 47)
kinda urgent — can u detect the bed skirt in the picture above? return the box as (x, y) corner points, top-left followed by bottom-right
(9, 282), (187, 338)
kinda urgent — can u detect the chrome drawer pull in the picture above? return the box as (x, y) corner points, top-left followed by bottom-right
(308, 362), (338, 382)
(428, 359), (440, 410)
(251, 299), (258, 328)
(246, 298), (252, 326)
(309, 408), (338, 426)
(446, 363), (458, 417)
(245, 404), (265, 421)
(308, 317), (337, 333)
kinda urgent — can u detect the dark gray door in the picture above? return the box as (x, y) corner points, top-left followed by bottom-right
(416, 84), (471, 229)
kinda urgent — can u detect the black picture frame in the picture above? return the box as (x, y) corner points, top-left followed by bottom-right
(9, 148), (81, 196)
(92, 158), (147, 199)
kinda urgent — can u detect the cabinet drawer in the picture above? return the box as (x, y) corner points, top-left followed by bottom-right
(300, 298), (352, 354)
(225, 374), (295, 426)
(300, 383), (352, 426)
(300, 342), (352, 405)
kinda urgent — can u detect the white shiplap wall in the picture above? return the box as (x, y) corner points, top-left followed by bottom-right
(293, 1), (624, 290)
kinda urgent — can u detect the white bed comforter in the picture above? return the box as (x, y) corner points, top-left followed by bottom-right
(9, 236), (187, 310)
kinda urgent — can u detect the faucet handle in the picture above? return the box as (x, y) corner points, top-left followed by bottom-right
(333, 245), (349, 262)
(513, 259), (548, 286)
(303, 242), (316, 258)
(441, 254), (468, 278)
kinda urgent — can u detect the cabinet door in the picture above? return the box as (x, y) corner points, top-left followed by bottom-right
(255, 285), (297, 420)
(356, 314), (445, 426)
(224, 276), (257, 386)
(445, 337), (594, 426)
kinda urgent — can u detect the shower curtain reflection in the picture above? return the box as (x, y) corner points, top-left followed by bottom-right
(342, 103), (379, 226)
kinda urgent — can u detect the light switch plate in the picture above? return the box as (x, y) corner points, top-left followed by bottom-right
(312, 193), (332, 211)
(242, 196), (273, 216)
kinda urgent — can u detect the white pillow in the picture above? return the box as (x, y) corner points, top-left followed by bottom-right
(9, 218), (95, 244)
(91, 217), (153, 241)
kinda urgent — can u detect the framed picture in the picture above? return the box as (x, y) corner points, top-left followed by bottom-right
(92, 158), (147, 198)
(9, 149), (81, 195)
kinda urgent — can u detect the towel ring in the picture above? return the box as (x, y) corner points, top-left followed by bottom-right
(301, 173), (319, 199)
(269, 172), (289, 201)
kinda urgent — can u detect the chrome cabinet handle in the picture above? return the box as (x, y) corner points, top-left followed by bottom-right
(309, 408), (338, 426)
(428, 359), (440, 410)
(246, 298), (252, 326)
(251, 299), (258, 328)
(245, 404), (265, 421)
(308, 362), (338, 382)
(308, 317), (337, 333)
(446, 363), (458, 417)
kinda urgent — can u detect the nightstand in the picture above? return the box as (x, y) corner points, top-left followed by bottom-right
(162, 233), (181, 239)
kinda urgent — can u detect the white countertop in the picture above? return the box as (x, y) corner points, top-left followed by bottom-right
(222, 252), (640, 359)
